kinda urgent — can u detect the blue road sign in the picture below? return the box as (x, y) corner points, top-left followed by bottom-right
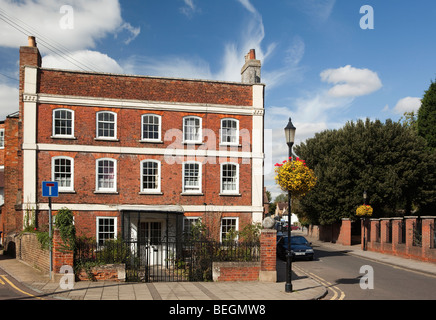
(42, 181), (59, 197)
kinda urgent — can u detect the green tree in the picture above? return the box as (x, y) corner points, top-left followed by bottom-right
(294, 118), (435, 225)
(418, 79), (436, 150)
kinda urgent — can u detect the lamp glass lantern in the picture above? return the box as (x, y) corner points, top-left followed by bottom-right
(284, 118), (296, 148)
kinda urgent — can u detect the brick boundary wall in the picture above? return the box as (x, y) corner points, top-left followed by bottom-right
(15, 232), (50, 273)
(362, 216), (436, 263)
(76, 264), (125, 282)
(212, 262), (260, 282)
(213, 228), (277, 282)
(308, 217), (436, 264)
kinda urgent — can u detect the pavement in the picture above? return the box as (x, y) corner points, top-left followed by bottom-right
(1, 231), (436, 301)
(0, 249), (326, 301)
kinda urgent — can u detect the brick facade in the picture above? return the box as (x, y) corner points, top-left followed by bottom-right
(2, 37), (265, 251)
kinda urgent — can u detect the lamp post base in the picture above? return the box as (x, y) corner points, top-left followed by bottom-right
(285, 252), (293, 292)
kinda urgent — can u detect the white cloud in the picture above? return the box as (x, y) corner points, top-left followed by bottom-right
(393, 97), (421, 114)
(121, 55), (212, 79)
(290, 0), (336, 22)
(0, 0), (139, 52)
(180, 0), (200, 18)
(320, 65), (382, 98)
(0, 83), (18, 119)
(116, 22), (141, 45)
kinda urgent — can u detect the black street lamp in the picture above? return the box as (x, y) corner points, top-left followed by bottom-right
(363, 190), (367, 251)
(284, 117), (296, 293)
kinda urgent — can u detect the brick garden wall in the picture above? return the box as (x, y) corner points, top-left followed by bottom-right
(308, 217), (436, 264)
(15, 232), (50, 273)
(212, 229), (277, 282)
(363, 216), (436, 263)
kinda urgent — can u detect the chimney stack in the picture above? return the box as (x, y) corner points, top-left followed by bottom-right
(241, 49), (261, 84)
(19, 36), (41, 69)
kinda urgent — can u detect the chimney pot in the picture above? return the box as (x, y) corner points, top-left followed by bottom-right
(28, 36), (36, 47)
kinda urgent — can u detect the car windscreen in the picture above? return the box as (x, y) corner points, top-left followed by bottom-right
(290, 236), (308, 245)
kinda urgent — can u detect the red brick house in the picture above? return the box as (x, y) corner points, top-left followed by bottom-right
(2, 37), (265, 250)
(0, 120), (4, 244)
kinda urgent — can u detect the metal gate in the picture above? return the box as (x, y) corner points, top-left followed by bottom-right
(124, 239), (209, 282)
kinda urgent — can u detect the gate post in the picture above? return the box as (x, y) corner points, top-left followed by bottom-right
(421, 217), (435, 261)
(52, 229), (74, 282)
(259, 229), (276, 282)
(338, 218), (352, 246)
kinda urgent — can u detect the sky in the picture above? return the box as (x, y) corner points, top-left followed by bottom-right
(0, 0), (435, 199)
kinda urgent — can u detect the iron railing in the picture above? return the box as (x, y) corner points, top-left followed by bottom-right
(387, 220), (392, 243)
(413, 219), (422, 247)
(74, 238), (260, 282)
(400, 220), (406, 244)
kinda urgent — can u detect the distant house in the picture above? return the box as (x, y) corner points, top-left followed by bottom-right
(274, 202), (299, 225)
(1, 37), (266, 251)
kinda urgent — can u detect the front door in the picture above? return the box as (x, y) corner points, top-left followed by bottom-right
(139, 221), (163, 265)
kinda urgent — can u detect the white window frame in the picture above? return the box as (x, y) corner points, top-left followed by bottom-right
(0, 129), (4, 149)
(96, 217), (117, 245)
(183, 216), (201, 239)
(220, 217), (239, 242)
(141, 114), (162, 142)
(96, 111), (117, 140)
(51, 156), (74, 192)
(95, 158), (117, 193)
(220, 118), (239, 146)
(220, 162), (239, 195)
(183, 116), (202, 144)
(52, 108), (75, 138)
(182, 161), (202, 194)
(140, 160), (161, 193)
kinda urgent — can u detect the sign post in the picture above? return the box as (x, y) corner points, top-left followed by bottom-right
(42, 181), (59, 279)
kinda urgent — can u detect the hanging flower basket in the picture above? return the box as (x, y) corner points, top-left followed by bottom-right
(274, 157), (317, 197)
(356, 205), (373, 217)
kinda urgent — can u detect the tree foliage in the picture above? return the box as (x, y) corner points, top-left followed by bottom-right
(418, 79), (436, 150)
(294, 118), (436, 225)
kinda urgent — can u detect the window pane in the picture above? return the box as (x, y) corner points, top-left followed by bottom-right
(98, 160), (115, 189)
(0, 130), (4, 148)
(184, 163), (200, 192)
(142, 161), (159, 190)
(142, 115), (160, 140)
(221, 119), (237, 144)
(222, 164), (237, 191)
(54, 158), (72, 188)
(221, 218), (237, 241)
(98, 218), (115, 245)
(184, 117), (200, 141)
(97, 112), (115, 138)
(54, 110), (73, 136)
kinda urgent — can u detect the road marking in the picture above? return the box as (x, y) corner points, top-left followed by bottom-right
(0, 277), (4, 285)
(294, 265), (345, 300)
(0, 275), (44, 300)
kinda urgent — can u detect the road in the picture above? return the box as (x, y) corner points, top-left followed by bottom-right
(287, 236), (436, 300)
(0, 270), (48, 300)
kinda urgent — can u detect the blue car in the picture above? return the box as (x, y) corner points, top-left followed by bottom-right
(277, 235), (314, 261)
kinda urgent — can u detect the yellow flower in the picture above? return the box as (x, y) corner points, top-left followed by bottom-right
(274, 158), (317, 197)
(356, 205), (373, 217)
